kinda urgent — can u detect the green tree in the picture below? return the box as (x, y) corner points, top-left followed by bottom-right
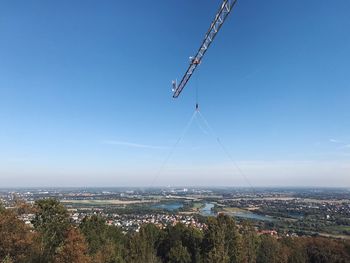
(80, 214), (124, 261)
(240, 222), (259, 263)
(203, 214), (242, 263)
(158, 223), (203, 263)
(125, 226), (161, 263)
(180, 226), (203, 263)
(168, 240), (191, 263)
(0, 202), (5, 213)
(158, 223), (186, 261)
(142, 223), (163, 246)
(257, 235), (288, 263)
(80, 215), (109, 254)
(93, 241), (125, 263)
(2, 255), (14, 263)
(32, 199), (70, 262)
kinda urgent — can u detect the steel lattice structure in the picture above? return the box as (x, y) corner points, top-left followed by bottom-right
(172, 0), (238, 98)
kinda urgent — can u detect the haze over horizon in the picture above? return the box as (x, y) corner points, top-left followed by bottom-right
(1, 0), (349, 187)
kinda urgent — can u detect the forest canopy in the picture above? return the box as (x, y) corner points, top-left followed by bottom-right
(0, 199), (349, 263)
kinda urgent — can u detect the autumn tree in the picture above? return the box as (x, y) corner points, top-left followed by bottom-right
(0, 209), (39, 263)
(304, 237), (350, 263)
(13, 198), (35, 216)
(53, 227), (91, 263)
(280, 237), (307, 263)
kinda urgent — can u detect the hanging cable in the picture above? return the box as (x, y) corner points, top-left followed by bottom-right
(197, 111), (256, 192)
(195, 69), (200, 112)
(194, 113), (208, 135)
(196, 72), (199, 106)
(150, 111), (197, 186)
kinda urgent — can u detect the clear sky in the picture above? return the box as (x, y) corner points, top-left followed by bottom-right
(1, 0), (349, 187)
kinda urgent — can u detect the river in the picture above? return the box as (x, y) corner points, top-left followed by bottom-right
(153, 202), (183, 211)
(199, 203), (274, 222)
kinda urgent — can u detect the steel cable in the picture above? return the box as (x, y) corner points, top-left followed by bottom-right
(197, 110), (256, 192)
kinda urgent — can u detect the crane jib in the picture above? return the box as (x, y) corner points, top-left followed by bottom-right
(172, 0), (238, 98)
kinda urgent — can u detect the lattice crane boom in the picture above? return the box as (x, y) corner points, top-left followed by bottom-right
(172, 0), (237, 98)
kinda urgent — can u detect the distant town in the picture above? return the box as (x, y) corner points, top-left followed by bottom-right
(1, 187), (349, 239)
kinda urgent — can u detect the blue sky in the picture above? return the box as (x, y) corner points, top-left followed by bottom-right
(0, 0), (349, 187)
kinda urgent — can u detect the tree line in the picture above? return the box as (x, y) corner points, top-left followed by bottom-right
(0, 199), (349, 263)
